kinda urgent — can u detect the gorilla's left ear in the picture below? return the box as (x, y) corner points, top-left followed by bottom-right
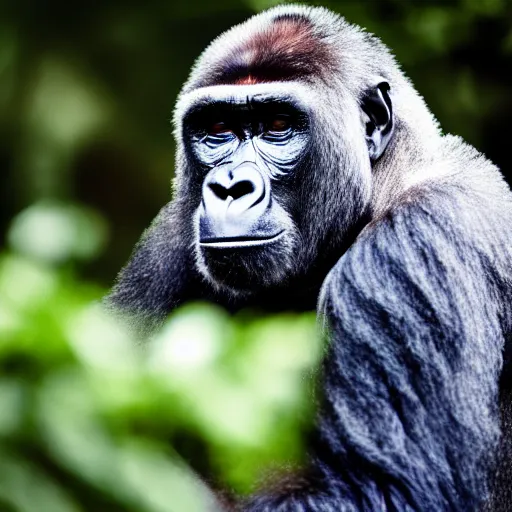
(361, 82), (393, 161)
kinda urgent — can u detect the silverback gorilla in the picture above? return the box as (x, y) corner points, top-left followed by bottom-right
(107, 5), (512, 511)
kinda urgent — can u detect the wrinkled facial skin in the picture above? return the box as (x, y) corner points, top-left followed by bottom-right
(182, 91), (310, 294)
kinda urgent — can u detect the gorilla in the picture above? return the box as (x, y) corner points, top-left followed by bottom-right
(107, 5), (512, 511)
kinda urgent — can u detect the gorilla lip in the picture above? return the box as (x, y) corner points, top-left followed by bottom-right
(199, 231), (285, 248)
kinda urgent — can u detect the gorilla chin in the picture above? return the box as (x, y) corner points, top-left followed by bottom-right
(197, 231), (296, 294)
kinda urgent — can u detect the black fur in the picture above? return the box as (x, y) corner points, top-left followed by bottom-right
(107, 6), (512, 511)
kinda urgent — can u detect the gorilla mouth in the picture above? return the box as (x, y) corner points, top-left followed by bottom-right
(200, 231), (285, 248)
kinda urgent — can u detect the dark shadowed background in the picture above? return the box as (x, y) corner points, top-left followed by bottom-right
(0, 1), (511, 511)
(1, 0), (511, 283)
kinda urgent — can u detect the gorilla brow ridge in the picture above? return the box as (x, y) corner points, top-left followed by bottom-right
(208, 14), (335, 86)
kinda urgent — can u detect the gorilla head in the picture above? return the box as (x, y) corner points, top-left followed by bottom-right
(173, 9), (403, 294)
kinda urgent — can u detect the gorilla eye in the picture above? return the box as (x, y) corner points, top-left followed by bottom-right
(208, 122), (232, 135)
(268, 116), (290, 132)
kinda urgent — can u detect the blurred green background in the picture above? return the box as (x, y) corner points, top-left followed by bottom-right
(0, 0), (511, 510)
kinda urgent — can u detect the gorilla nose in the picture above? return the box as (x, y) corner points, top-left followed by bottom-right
(202, 164), (268, 219)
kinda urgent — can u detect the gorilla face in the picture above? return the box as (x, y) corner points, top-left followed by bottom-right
(181, 86), (311, 293)
(179, 79), (393, 295)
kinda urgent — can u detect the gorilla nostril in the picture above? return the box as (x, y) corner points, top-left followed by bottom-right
(229, 180), (255, 200)
(209, 180), (255, 201)
(209, 183), (229, 200)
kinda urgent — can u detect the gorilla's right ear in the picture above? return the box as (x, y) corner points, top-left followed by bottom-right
(361, 82), (393, 162)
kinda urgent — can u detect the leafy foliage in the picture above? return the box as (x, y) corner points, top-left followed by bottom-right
(0, 205), (322, 510)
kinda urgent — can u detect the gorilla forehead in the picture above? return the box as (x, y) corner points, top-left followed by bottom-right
(186, 7), (343, 90)
(209, 15), (334, 86)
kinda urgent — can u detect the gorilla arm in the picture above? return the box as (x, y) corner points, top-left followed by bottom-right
(105, 198), (202, 334)
(243, 174), (512, 511)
